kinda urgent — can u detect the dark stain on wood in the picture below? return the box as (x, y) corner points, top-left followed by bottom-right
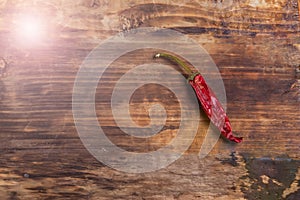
(217, 151), (239, 167)
(241, 154), (300, 200)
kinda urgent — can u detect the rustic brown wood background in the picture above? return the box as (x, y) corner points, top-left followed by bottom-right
(0, 0), (299, 199)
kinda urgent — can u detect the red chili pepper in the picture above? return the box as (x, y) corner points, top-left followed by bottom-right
(154, 52), (242, 143)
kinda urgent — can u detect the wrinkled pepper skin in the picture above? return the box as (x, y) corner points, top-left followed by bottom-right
(189, 73), (243, 143)
(154, 52), (243, 143)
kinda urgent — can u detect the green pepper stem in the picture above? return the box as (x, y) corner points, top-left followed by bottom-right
(154, 53), (193, 75)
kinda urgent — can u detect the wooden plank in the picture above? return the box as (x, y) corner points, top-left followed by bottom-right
(0, 0), (299, 199)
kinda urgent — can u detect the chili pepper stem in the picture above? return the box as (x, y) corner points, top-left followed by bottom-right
(154, 53), (193, 75)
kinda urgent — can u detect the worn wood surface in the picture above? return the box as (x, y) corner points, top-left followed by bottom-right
(0, 0), (300, 199)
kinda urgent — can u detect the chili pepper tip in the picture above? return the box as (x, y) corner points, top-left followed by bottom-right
(229, 136), (243, 143)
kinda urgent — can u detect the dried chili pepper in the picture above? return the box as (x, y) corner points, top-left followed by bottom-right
(154, 52), (242, 143)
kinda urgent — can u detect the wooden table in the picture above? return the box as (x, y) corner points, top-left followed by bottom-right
(0, 0), (299, 199)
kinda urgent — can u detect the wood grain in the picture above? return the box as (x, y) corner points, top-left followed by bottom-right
(0, 0), (299, 199)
